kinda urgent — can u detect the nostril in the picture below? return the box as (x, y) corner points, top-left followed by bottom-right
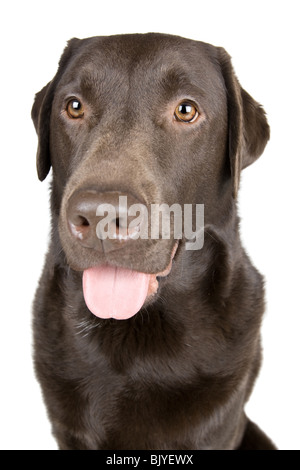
(78, 216), (90, 227)
(69, 218), (91, 241)
(70, 213), (90, 227)
(113, 215), (136, 240)
(111, 215), (141, 240)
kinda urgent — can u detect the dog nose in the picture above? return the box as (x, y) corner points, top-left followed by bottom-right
(66, 190), (145, 251)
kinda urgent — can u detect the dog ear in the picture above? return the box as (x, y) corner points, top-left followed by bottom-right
(31, 81), (52, 181)
(217, 48), (270, 198)
(31, 38), (81, 181)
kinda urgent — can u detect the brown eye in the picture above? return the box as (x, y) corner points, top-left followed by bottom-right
(66, 99), (84, 119)
(174, 101), (198, 123)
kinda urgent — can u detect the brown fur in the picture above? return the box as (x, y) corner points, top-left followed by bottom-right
(32, 33), (275, 450)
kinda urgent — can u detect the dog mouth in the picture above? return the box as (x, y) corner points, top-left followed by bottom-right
(82, 243), (178, 320)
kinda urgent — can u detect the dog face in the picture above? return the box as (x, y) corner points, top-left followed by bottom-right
(32, 34), (269, 319)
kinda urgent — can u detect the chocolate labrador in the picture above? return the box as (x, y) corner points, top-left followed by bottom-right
(32, 33), (276, 450)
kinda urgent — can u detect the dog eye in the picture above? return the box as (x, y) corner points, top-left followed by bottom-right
(174, 101), (198, 123)
(66, 99), (84, 119)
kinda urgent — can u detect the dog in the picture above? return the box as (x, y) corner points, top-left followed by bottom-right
(32, 33), (276, 450)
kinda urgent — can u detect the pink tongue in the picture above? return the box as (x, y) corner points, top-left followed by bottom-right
(82, 265), (151, 320)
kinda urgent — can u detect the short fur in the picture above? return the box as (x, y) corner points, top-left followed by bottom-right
(32, 33), (275, 450)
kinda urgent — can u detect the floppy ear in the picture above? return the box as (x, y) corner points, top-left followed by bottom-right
(31, 38), (81, 181)
(31, 81), (52, 181)
(217, 48), (270, 198)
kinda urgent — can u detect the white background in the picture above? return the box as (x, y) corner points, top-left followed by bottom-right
(0, 0), (299, 450)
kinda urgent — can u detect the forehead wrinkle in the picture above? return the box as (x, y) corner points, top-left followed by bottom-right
(59, 45), (130, 98)
(149, 66), (207, 104)
(80, 66), (129, 96)
(79, 68), (106, 97)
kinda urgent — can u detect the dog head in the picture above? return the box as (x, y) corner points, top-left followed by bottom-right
(32, 34), (269, 319)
